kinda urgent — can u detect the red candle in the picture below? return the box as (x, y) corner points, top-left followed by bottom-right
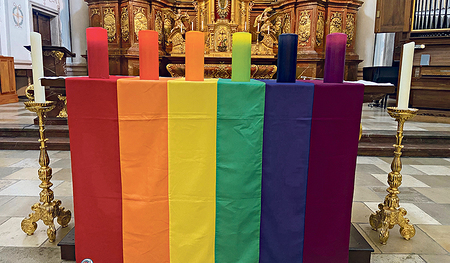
(185, 31), (204, 81)
(139, 30), (159, 80)
(86, 27), (110, 79)
(323, 33), (347, 83)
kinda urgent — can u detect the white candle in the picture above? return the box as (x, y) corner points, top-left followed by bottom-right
(268, 25), (270, 35)
(30, 32), (45, 103)
(191, 21), (194, 31)
(257, 22), (260, 32)
(201, 20), (204, 31)
(397, 42), (415, 109)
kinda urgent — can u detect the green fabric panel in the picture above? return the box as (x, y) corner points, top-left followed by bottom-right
(215, 78), (265, 263)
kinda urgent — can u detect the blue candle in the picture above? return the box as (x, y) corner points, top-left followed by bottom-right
(277, 34), (298, 83)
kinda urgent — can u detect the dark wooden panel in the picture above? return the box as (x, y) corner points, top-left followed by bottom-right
(375, 0), (413, 32)
(411, 89), (450, 109)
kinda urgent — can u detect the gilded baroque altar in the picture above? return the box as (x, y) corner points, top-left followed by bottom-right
(85, 0), (362, 80)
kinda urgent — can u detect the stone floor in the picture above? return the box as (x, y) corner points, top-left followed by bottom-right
(0, 101), (449, 262)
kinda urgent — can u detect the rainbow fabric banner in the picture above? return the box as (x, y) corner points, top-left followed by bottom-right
(68, 76), (363, 263)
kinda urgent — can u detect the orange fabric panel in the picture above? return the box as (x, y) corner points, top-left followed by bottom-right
(117, 77), (170, 263)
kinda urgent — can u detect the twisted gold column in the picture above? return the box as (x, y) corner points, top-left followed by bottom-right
(21, 101), (71, 242)
(369, 107), (418, 245)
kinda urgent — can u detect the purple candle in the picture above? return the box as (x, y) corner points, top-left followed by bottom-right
(323, 33), (347, 83)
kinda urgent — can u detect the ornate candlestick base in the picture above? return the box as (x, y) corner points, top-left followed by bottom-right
(21, 101), (72, 243)
(369, 107), (418, 244)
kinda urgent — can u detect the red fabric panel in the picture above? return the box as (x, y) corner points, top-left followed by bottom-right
(66, 76), (126, 263)
(302, 80), (364, 263)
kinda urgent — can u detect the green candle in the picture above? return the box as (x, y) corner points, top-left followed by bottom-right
(232, 32), (251, 82)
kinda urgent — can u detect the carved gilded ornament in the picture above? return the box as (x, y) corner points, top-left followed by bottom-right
(43, 50), (64, 61)
(91, 8), (99, 17)
(216, 0), (230, 19)
(345, 13), (355, 47)
(297, 10), (311, 46)
(155, 11), (163, 43)
(316, 11), (324, 46)
(330, 12), (342, 34)
(103, 8), (116, 42)
(134, 7), (148, 40)
(282, 14), (291, 33)
(121, 7), (129, 42)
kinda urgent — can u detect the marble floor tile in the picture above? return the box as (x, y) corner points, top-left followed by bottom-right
(357, 156), (390, 166)
(0, 246), (66, 263)
(0, 150), (27, 158)
(0, 180), (18, 191)
(414, 188), (450, 204)
(53, 181), (73, 196)
(415, 203), (450, 225)
(0, 216), (10, 225)
(412, 174), (450, 188)
(8, 158), (56, 168)
(370, 187), (433, 203)
(364, 202), (441, 225)
(414, 158), (450, 166)
(420, 254), (450, 263)
(375, 163), (427, 175)
(353, 186), (383, 202)
(351, 202), (373, 223)
(372, 174), (430, 188)
(0, 167), (23, 179)
(356, 164), (389, 175)
(410, 165), (450, 176)
(50, 151), (71, 159)
(357, 223), (448, 255)
(0, 196), (43, 217)
(370, 254), (426, 263)
(418, 225), (450, 253)
(0, 158), (24, 167)
(0, 180), (63, 196)
(0, 196), (14, 207)
(52, 168), (72, 182)
(352, 223), (381, 253)
(3, 168), (62, 180)
(354, 173), (386, 187)
(51, 159), (71, 169)
(0, 217), (49, 247)
(378, 157), (423, 165)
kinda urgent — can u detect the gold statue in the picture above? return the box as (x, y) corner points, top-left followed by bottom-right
(161, 8), (190, 54)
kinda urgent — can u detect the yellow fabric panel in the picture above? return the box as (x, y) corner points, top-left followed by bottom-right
(167, 78), (218, 263)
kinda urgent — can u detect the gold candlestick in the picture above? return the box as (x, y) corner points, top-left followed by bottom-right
(21, 101), (71, 243)
(369, 107), (418, 244)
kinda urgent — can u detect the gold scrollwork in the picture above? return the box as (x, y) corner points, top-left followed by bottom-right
(155, 11), (163, 43)
(283, 14), (291, 33)
(316, 11), (324, 46)
(121, 7), (129, 42)
(91, 8), (99, 17)
(103, 8), (116, 42)
(43, 51), (64, 61)
(297, 10), (311, 46)
(330, 12), (342, 34)
(134, 7), (148, 40)
(345, 13), (355, 47)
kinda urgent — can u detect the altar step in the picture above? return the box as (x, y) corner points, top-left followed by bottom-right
(0, 124), (70, 151)
(57, 224), (374, 262)
(0, 125), (449, 157)
(358, 130), (450, 157)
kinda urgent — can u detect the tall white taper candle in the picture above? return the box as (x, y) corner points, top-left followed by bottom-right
(30, 32), (46, 103)
(397, 42), (415, 109)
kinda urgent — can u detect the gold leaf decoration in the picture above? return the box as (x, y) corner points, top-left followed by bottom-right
(121, 7), (129, 42)
(345, 13), (355, 47)
(316, 11), (324, 46)
(103, 8), (116, 42)
(297, 10), (311, 46)
(134, 7), (148, 40)
(330, 12), (342, 34)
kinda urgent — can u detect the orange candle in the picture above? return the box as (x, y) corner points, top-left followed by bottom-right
(185, 31), (204, 81)
(139, 30), (159, 80)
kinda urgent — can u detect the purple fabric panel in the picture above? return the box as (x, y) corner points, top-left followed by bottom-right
(259, 80), (315, 263)
(302, 80), (364, 263)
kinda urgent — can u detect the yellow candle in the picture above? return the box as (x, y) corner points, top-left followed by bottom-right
(30, 32), (45, 103)
(397, 42), (415, 109)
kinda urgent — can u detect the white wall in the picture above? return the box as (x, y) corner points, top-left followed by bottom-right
(355, 0), (377, 69)
(9, 0), (32, 68)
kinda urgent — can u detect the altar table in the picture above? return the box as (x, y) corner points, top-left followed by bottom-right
(66, 77), (364, 263)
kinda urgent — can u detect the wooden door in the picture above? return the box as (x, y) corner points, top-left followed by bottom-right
(375, 0), (413, 32)
(33, 10), (52, 45)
